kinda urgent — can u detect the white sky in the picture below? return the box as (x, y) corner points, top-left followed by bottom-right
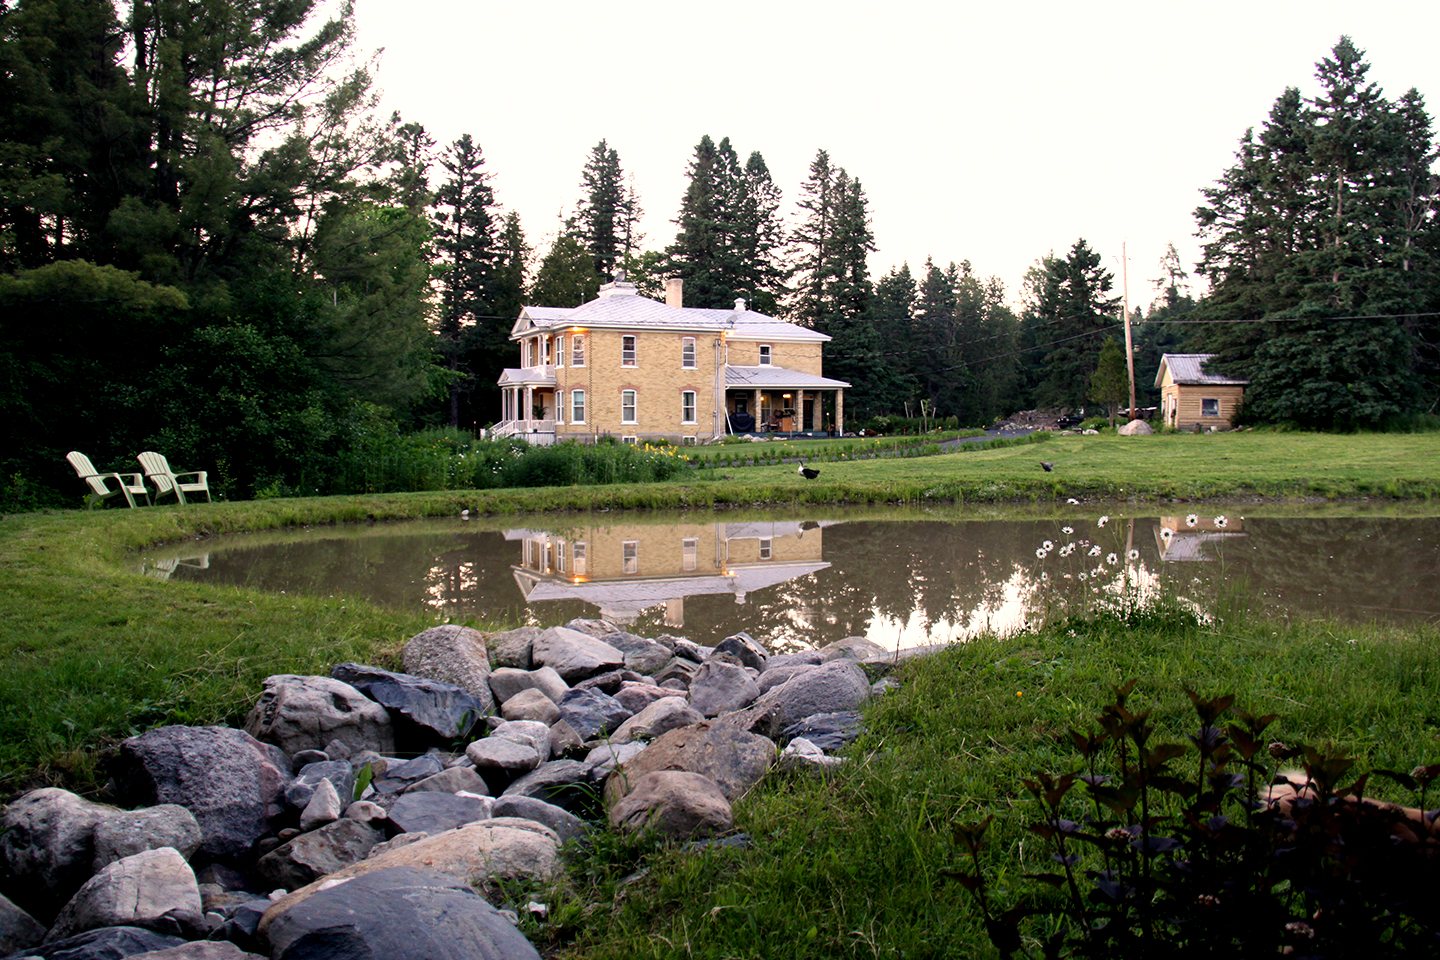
(350, 0), (1440, 310)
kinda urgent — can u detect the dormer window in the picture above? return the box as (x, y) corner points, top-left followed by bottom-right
(759, 344), (772, 366)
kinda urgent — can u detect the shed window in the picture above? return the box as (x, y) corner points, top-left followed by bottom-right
(1202, 397), (1220, 416)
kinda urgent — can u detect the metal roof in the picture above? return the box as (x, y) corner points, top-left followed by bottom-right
(497, 367), (556, 387)
(1156, 353), (1249, 388)
(726, 365), (851, 389)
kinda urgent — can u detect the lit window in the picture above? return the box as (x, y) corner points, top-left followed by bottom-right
(1202, 398), (1220, 416)
(571, 389), (586, 424)
(681, 390), (696, 423)
(623, 540), (639, 575)
(622, 335), (637, 366)
(682, 338), (696, 368)
(682, 538), (697, 571)
(571, 335), (585, 367)
(622, 389), (637, 424)
(758, 344), (772, 366)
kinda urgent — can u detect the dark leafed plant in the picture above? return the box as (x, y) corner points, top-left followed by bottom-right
(947, 682), (1440, 958)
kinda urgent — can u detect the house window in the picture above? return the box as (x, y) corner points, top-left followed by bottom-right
(1202, 398), (1220, 416)
(622, 436), (638, 445)
(571, 334), (585, 367)
(682, 338), (696, 368)
(571, 389), (586, 424)
(682, 538), (697, 571)
(622, 335), (637, 366)
(622, 540), (639, 575)
(572, 542), (587, 577)
(526, 339), (537, 367)
(758, 344), (772, 365)
(759, 538), (772, 560)
(681, 390), (696, 423)
(542, 337), (552, 364)
(682, 436), (696, 445)
(555, 335), (565, 367)
(556, 540), (566, 574)
(621, 389), (637, 424)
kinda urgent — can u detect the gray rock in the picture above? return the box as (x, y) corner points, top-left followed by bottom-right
(556, 687), (631, 740)
(606, 721), (776, 805)
(583, 741), (647, 778)
(491, 720), (553, 757)
(387, 792), (492, 835)
(404, 767), (491, 797)
(728, 660), (872, 738)
(489, 796), (587, 845)
(610, 697), (704, 745)
(92, 805), (202, 874)
(1118, 418), (1154, 435)
(244, 675), (393, 760)
(369, 754), (446, 794)
(530, 626), (624, 682)
(365, 832), (429, 860)
(572, 669), (639, 695)
(487, 625), (544, 670)
(466, 737), (543, 774)
(111, 726), (292, 861)
(253, 819), (382, 891)
(815, 636), (889, 662)
(546, 719), (584, 757)
(670, 639), (712, 662)
(487, 667), (537, 704)
(289, 749), (329, 768)
(778, 737), (846, 776)
(298, 779), (342, 832)
(779, 711), (864, 753)
(131, 943), (266, 960)
(499, 688), (561, 724)
(331, 662), (488, 742)
(12, 926), (185, 960)
(652, 657), (701, 687)
(46, 847), (202, 942)
(687, 660), (761, 718)
(711, 632), (769, 671)
(612, 680), (672, 714)
(284, 760), (355, 811)
(0, 891), (46, 955)
(265, 865), (541, 960)
(343, 801), (388, 827)
(609, 771), (733, 839)
(0, 788), (120, 920)
(756, 662), (818, 694)
(561, 618), (619, 638)
(500, 760), (592, 811)
(400, 624), (495, 701)
(872, 676), (903, 696)
(598, 631), (673, 674)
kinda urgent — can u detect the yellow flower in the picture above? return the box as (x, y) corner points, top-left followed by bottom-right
(1016, 690), (1024, 697)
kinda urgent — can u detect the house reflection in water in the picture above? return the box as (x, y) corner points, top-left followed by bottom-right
(1155, 515), (1246, 561)
(507, 520), (833, 626)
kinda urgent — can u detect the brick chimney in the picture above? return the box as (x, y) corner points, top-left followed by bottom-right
(665, 277), (683, 309)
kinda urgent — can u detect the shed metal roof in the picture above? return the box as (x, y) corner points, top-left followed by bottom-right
(1156, 353), (1249, 388)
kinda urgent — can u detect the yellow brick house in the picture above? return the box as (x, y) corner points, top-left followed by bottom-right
(494, 277), (850, 444)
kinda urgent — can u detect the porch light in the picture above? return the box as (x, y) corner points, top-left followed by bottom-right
(782, 393), (791, 399)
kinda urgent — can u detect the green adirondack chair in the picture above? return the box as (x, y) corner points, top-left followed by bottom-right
(137, 451), (212, 505)
(66, 451), (150, 508)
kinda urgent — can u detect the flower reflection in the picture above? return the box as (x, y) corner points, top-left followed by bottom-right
(1107, 553), (1118, 564)
(1186, 514), (1199, 527)
(1215, 515), (1229, 528)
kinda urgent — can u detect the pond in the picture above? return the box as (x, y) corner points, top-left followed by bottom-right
(141, 505), (1440, 650)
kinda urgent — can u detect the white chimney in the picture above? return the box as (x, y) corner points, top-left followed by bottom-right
(734, 297), (747, 313)
(665, 277), (683, 309)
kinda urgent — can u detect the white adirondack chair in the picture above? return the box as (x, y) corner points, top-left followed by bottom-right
(66, 451), (150, 509)
(137, 451), (212, 505)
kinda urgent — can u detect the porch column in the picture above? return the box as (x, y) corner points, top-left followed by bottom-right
(796, 390), (806, 431)
(835, 391), (844, 435)
(524, 386), (533, 427)
(753, 389), (762, 428)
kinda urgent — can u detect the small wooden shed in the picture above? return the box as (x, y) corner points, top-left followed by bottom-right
(1154, 354), (1247, 430)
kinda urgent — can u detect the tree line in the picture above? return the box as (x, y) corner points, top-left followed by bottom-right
(1, 5), (1435, 505)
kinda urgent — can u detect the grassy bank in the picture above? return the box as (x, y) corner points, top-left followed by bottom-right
(2, 428), (1438, 794)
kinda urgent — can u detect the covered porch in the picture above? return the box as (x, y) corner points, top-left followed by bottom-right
(492, 367), (557, 444)
(723, 366), (849, 437)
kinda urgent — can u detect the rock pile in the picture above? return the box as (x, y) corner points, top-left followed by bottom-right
(0, 621), (931, 959)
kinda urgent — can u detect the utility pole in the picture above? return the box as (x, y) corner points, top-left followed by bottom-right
(1121, 241), (1137, 421)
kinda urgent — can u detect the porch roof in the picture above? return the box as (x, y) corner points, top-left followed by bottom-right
(498, 367), (556, 388)
(725, 365), (850, 390)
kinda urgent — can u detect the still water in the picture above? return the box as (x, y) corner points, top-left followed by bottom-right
(142, 506), (1440, 650)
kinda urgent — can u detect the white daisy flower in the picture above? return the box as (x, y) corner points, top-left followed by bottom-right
(1088, 545), (1102, 557)
(1062, 526), (1073, 535)
(1036, 547), (1047, 558)
(1128, 549), (1140, 560)
(1043, 540), (1054, 550)
(1214, 515), (1228, 528)
(1098, 515), (1109, 526)
(1160, 527), (1174, 541)
(1107, 553), (1118, 564)
(1078, 572), (1088, 581)
(1186, 514), (1199, 527)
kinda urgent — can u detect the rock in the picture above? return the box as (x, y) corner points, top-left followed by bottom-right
(606, 722), (776, 805)
(490, 797), (587, 846)
(258, 820), (561, 938)
(487, 626), (543, 670)
(687, 660), (760, 718)
(253, 819), (382, 891)
(298, 779), (342, 832)
(670, 639), (710, 663)
(331, 662), (488, 744)
(756, 662), (817, 694)
(597, 632), (673, 674)
(401, 624), (496, 700)
(872, 676), (903, 696)
(546, 720), (584, 757)
(530, 626), (625, 682)
(46, 847), (202, 942)
(778, 737), (846, 776)
(815, 636), (889, 662)
(466, 737), (543, 774)
(284, 760), (355, 811)
(365, 832), (429, 860)
(343, 801), (388, 827)
(131, 944), (265, 959)
(779, 711), (864, 753)
(583, 741), (647, 779)
(89, 806), (203, 875)
(0, 788), (120, 919)
(763, 651), (824, 671)
(110, 726), (292, 861)
(369, 754), (445, 794)
(13, 926), (186, 960)
(612, 681), (672, 714)
(491, 720), (553, 758)
(609, 697), (704, 745)
(711, 632), (769, 671)
(488, 665), (573, 705)
(652, 658), (700, 688)
(728, 660), (871, 738)
(387, 792), (493, 835)
(609, 772), (733, 840)
(244, 675), (394, 760)
(264, 866), (542, 960)
(556, 687), (631, 740)
(0, 892), (46, 955)
(1118, 418), (1154, 435)
(405, 767), (491, 797)
(858, 644), (943, 679)
(571, 669), (635, 695)
(500, 760), (592, 812)
(499, 688), (561, 724)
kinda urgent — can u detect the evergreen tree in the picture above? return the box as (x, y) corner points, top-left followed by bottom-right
(788, 149), (837, 328)
(574, 139), (624, 280)
(530, 233), (599, 308)
(1031, 239), (1120, 409)
(1089, 336), (1130, 424)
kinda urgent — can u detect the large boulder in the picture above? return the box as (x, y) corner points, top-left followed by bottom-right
(686, 660), (760, 718)
(245, 675), (394, 759)
(487, 626), (544, 670)
(0, 892), (46, 955)
(609, 697), (704, 745)
(608, 771), (733, 840)
(401, 624), (496, 704)
(92, 805), (203, 873)
(0, 788), (122, 920)
(605, 722), (776, 805)
(46, 847), (202, 942)
(110, 726), (292, 861)
(12, 926), (185, 959)
(556, 687), (631, 740)
(264, 865), (542, 960)
(727, 660), (872, 738)
(815, 636), (889, 662)
(710, 632), (770, 671)
(1118, 418), (1154, 436)
(597, 631), (673, 674)
(530, 627), (624, 682)
(253, 819), (383, 891)
(331, 662), (488, 744)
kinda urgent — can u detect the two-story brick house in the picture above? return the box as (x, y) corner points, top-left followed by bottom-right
(494, 277), (850, 444)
